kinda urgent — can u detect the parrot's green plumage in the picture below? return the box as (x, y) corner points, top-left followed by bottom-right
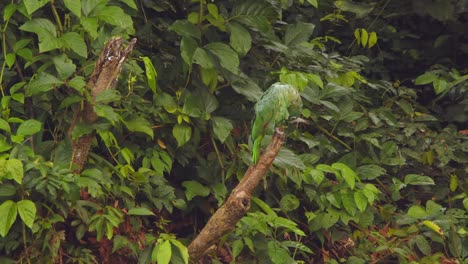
(251, 83), (303, 164)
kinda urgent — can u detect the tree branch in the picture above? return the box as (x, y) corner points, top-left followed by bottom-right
(188, 130), (285, 261)
(68, 37), (137, 173)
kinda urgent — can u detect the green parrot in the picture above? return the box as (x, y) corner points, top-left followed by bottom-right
(251, 82), (303, 164)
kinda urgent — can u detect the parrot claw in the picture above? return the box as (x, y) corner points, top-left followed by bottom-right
(275, 127), (285, 135)
(289, 117), (309, 125)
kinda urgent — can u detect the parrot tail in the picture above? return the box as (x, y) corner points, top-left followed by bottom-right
(252, 136), (263, 164)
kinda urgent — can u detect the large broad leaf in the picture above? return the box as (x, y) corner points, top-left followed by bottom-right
(0, 200), (17, 237)
(124, 116), (154, 138)
(26, 72), (63, 96)
(52, 54), (77, 80)
(180, 36), (198, 67)
(172, 124), (192, 147)
(17, 200), (36, 229)
(284, 22), (315, 47)
(231, 78), (263, 102)
(228, 22), (252, 57)
(169, 20), (200, 39)
(232, 1), (277, 34)
(16, 119), (41, 136)
(182, 89), (218, 120)
(332, 162), (358, 189)
(61, 32), (88, 58)
(335, 0), (375, 18)
(23, 0), (48, 15)
(268, 240), (293, 264)
(356, 164), (386, 180)
(205, 42), (239, 74)
(404, 174), (435, 186)
(193, 48), (214, 69)
(211, 117), (233, 143)
(182, 181), (210, 201)
(274, 148), (306, 170)
(5, 159), (24, 184)
(152, 240), (172, 264)
(63, 0), (81, 18)
(94, 6), (134, 34)
(141, 56), (157, 93)
(280, 194), (300, 212)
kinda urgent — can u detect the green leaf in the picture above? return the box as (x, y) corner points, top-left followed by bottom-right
(415, 235), (431, 255)
(5, 159), (24, 184)
(205, 42), (239, 74)
(23, 0), (48, 15)
(407, 205), (427, 219)
(19, 18), (56, 37)
(124, 116), (154, 139)
(61, 32), (88, 58)
(251, 196), (277, 217)
(127, 207), (155, 216)
(4, 4), (17, 22)
(80, 16), (98, 39)
(52, 54), (76, 80)
(463, 198), (468, 211)
(335, 0), (375, 18)
(356, 164), (386, 180)
(268, 240), (292, 264)
(94, 6), (134, 34)
(307, 73), (324, 89)
(152, 240), (171, 264)
(17, 200), (36, 229)
(63, 0), (81, 17)
(232, 239), (244, 258)
(307, 0), (318, 7)
(182, 89), (218, 120)
(207, 3), (219, 19)
(280, 194), (300, 212)
(332, 162), (357, 189)
(17, 119), (41, 136)
(0, 184), (16, 197)
(341, 191), (357, 216)
(182, 181), (210, 201)
(94, 105), (120, 124)
(141, 56), (157, 94)
(0, 200), (17, 237)
(95, 90), (121, 104)
(68, 76), (86, 92)
(360, 28), (368, 47)
(415, 72), (438, 85)
(284, 22), (315, 47)
(193, 48), (214, 69)
(228, 22), (252, 57)
(354, 191), (368, 212)
(449, 175), (458, 192)
(231, 78), (263, 102)
(172, 124), (192, 147)
(433, 78), (448, 94)
(0, 119), (11, 134)
(404, 174), (435, 186)
(119, 0), (137, 10)
(169, 20), (200, 39)
(368, 31), (377, 48)
(170, 239), (189, 264)
(27, 72), (63, 96)
(211, 117), (233, 143)
(5, 53), (15, 68)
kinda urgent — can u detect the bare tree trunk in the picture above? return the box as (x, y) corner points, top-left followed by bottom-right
(68, 37), (137, 173)
(188, 130), (285, 261)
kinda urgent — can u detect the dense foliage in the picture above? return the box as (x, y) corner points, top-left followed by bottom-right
(0, 0), (467, 263)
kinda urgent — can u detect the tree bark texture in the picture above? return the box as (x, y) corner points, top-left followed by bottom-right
(69, 37), (137, 173)
(188, 130), (285, 261)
